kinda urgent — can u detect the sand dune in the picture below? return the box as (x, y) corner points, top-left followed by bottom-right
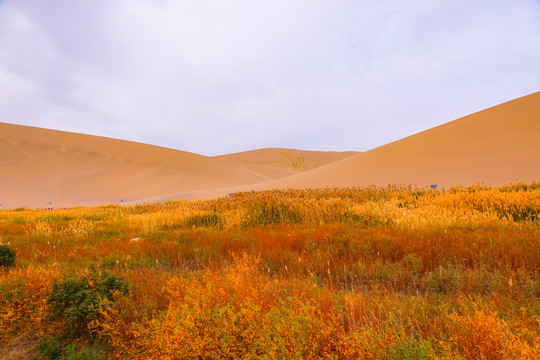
(259, 91), (540, 190)
(214, 148), (359, 176)
(139, 91), (540, 203)
(0, 123), (278, 209)
(2, 92), (538, 208)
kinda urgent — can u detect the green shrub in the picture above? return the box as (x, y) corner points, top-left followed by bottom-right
(463, 267), (505, 294)
(37, 337), (107, 360)
(62, 343), (107, 360)
(421, 266), (461, 294)
(0, 244), (16, 267)
(401, 254), (423, 275)
(37, 337), (63, 359)
(243, 202), (302, 226)
(389, 338), (436, 359)
(185, 212), (224, 228)
(47, 267), (130, 337)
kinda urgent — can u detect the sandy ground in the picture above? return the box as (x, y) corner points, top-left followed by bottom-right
(0, 330), (40, 360)
(1, 92), (539, 208)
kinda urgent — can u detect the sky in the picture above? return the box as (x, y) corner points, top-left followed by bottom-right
(0, 1), (539, 156)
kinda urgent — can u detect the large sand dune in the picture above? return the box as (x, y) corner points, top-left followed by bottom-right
(138, 91), (540, 203)
(0, 123), (357, 208)
(2, 92), (538, 208)
(0, 123), (280, 208)
(259, 91), (540, 191)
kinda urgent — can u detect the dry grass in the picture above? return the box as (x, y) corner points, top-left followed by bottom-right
(1, 182), (539, 359)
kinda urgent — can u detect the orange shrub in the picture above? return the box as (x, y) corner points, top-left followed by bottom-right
(0, 265), (59, 336)
(445, 304), (538, 359)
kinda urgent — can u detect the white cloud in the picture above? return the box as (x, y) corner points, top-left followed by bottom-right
(1, 0), (539, 155)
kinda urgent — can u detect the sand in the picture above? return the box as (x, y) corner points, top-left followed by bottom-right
(1, 92), (539, 208)
(265, 91), (540, 190)
(214, 148), (359, 173)
(135, 91), (540, 203)
(0, 124), (274, 208)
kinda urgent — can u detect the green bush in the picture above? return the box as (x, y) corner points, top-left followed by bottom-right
(243, 202), (302, 226)
(37, 337), (63, 359)
(401, 254), (423, 275)
(62, 343), (107, 360)
(389, 338), (436, 359)
(0, 244), (16, 267)
(47, 267), (130, 337)
(37, 337), (107, 360)
(421, 266), (461, 294)
(185, 212), (224, 228)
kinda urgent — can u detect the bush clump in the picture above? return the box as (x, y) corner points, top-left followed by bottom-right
(421, 265), (461, 294)
(47, 266), (130, 337)
(0, 244), (16, 267)
(38, 337), (108, 360)
(184, 212), (224, 228)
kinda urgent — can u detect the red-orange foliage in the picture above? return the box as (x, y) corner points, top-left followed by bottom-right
(1, 183), (539, 358)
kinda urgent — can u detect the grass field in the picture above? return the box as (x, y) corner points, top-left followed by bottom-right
(1, 183), (539, 359)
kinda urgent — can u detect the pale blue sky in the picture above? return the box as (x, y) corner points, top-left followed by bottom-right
(0, 0), (539, 155)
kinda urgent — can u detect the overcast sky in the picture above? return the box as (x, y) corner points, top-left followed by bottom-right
(0, 0), (539, 156)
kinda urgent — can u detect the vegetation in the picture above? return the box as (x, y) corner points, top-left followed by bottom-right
(47, 267), (130, 337)
(0, 243), (16, 267)
(284, 152), (307, 171)
(0, 182), (539, 359)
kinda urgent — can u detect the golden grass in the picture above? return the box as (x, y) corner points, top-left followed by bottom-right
(1, 183), (539, 358)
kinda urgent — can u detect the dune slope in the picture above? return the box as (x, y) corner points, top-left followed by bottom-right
(264, 91), (540, 190)
(139, 92), (540, 203)
(0, 123), (274, 208)
(3, 92), (538, 207)
(214, 148), (359, 178)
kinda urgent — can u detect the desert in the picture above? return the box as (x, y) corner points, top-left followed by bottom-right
(1, 1), (540, 358)
(2, 92), (539, 209)
(1, 93), (540, 359)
